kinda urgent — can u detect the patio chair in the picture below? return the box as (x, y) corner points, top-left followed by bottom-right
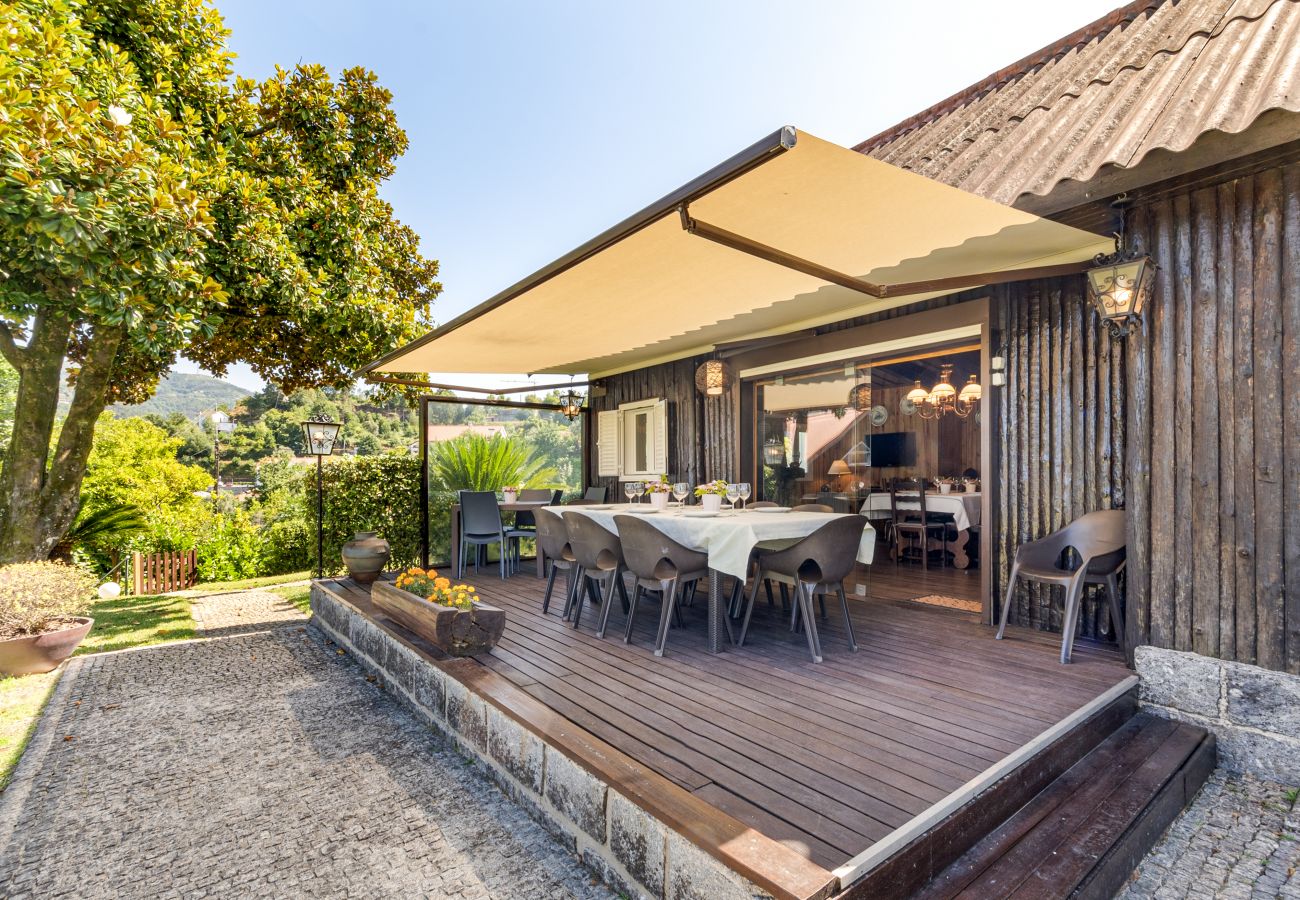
(562, 511), (630, 633)
(614, 515), (709, 656)
(737, 514), (867, 663)
(458, 491), (530, 580)
(997, 509), (1127, 664)
(509, 489), (561, 541)
(792, 503), (834, 513)
(584, 486), (607, 502)
(748, 501), (780, 509)
(534, 508), (579, 617)
(889, 478), (950, 569)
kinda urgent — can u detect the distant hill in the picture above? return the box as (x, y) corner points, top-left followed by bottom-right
(110, 373), (251, 420)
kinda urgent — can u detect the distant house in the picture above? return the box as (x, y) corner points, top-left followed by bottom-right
(425, 424), (507, 443)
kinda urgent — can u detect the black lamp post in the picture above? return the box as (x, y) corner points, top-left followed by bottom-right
(211, 411), (235, 496)
(301, 419), (341, 579)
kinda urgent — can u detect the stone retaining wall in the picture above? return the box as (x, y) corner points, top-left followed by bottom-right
(1135, 645), (1300, 786)
(309, 582), (778, 900)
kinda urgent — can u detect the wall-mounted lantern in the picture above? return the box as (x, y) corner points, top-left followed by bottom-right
(559, 389), (583, 421)
(1087, 196), (1155, 339)
(694, 358), (734, 396)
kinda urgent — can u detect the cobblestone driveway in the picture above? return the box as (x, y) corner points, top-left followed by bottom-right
(1119, 771), (1300, 899)
(0, 590), (613, 900)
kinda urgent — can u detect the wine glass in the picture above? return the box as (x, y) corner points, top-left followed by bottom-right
(624, 481), (638, 505)
(672, 482), (689, 506)
(738, 482), (751, 509)
(725, 482), (740, 512)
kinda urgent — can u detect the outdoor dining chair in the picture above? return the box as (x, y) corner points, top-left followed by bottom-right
(509, 488), (561, 555)
(534, 508), (579, 617)
(458, 491), (530, 580)
(584, 486), (607, 502)
(792, 503), (834, 513)
(748, 501), (780, 509)
(997, 509), (1127, 664)
(562, 511), (630, 632)
(614, 514), (709, 656)
(737, 515), (867, 663)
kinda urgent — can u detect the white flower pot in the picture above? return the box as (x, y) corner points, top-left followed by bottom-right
(650, 492), (669, 511)
(939, 483), (952, 495)
(502, 491), (517, 504)
(702, 494), (722, 512)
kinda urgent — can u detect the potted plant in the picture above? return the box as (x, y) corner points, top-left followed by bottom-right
(501, 485), (520, 504)
(371, 567), (506, 656)
(644, 476), (673, 510)
(694, 480), (729, 512)
(0, 562), (98, 676)
(934, 476), (955, 495)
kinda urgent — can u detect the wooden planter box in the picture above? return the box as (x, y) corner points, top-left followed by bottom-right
(371, 579), (505, 656)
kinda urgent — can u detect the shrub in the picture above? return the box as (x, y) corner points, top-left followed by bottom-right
(0, 562), (98, 638)
(315, 454), (423, 575)
(429, 432), (557, 493)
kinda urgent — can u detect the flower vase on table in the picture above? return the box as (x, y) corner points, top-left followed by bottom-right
(701, 494), (722, 512)
(695, 479), (729, 512)
(644, 476), (673, 511)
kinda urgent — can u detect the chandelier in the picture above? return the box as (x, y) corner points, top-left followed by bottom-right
(906, 365), (980, 419)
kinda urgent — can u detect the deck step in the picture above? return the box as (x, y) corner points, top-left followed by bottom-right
(913, 712), (1216, 900)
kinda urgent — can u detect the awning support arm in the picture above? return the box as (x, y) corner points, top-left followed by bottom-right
(679, 204), (1094, 299)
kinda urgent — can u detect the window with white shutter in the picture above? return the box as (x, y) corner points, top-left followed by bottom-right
(596, 399), (669, 480)
(596, 410), (620, 477)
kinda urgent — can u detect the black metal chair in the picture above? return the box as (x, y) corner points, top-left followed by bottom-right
(458, 490), (528, 579)
(998, 510), (1127, 664)
(562, 511), (629, 633)
(738, 515), (867, 663)
(534, 508), (579, 617)
(888, 478), (949, 569)
(614, 515), (709, 656)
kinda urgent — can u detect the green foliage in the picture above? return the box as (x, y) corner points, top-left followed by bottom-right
(113, 372), (250, 419)
(315, 454), (423, 574)
(53, 502), (147, 561)
(81, 416), (212, 514)
(0, 561), (97, 637)
(429, 432), (557, 494)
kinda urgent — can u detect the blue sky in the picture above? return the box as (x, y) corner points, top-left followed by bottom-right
(181, 0), (1119, 392)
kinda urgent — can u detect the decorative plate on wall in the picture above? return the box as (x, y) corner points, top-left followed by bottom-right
(870, 405), (889, 427)
(900, 397), (917, 417)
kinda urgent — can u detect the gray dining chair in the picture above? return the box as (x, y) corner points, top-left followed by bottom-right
(508, 489), (561, 568)
(562, 511), (630, 633)
(583, 486), (607, 502)
(748, 501), (780, 509)
(792, 503), (834, 513)
(534, 508), (578, 617)
(613, 515), (710, 656)
(738, 515), (867, 663)
(997, 509), (1127, 664)
(459, 490), (529, 579)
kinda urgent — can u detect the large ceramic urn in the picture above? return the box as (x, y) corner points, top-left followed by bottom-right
(341, 531), (390, 585)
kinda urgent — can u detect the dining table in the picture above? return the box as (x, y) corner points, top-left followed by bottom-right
(860, 491), (981, 568)
(545, 503), (875, 653)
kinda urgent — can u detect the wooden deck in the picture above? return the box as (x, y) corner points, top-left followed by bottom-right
(444, 568), (1130, 872)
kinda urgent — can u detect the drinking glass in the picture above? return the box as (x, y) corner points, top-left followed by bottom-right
(624, 481), (638, 504)
(672, 482), (689, 506)
(725, 483), (740, 512)
(738, 482), (751, 509)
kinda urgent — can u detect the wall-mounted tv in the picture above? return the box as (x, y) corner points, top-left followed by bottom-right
(869, 432), (916, 468)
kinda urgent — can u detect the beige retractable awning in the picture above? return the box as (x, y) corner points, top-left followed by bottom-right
(366, 128), (1109, 379)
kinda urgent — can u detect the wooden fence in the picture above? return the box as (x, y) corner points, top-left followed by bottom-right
(132, 550), (198, 596)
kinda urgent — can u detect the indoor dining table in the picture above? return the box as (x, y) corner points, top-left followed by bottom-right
(860, 491), (981, 568)
(545, 503), (875, 653)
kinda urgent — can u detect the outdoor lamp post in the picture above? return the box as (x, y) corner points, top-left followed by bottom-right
(301, 419), (342, 579)
(210, 411), (236, 496)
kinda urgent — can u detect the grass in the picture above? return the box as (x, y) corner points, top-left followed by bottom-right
(271, 583), (312, 615)
(187, 571), (310, 593)
(0, 671), (60, 792)
(75, 592), (196, 656)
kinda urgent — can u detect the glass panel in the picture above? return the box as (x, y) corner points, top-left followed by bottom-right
(634, 411), (649, 473)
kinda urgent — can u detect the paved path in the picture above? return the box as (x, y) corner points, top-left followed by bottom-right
(1119, 770), (1300, 899)
(0, 589), (613, 899)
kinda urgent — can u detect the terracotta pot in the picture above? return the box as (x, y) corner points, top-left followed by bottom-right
(0, 617), (94, 676)
(341, 531), (390, 585)
(371, 580), (505, 656)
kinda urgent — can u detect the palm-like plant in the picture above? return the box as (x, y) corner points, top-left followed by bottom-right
(51, 503), (149, 561)
(429, 433), (557, 493)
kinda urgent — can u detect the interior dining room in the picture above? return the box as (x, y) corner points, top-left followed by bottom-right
(749, 341), (984, 610)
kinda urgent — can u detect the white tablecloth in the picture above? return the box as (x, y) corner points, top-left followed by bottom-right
(860, 492), (981, 532)
(545, 504), (875, 579)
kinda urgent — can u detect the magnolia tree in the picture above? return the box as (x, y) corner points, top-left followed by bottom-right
(0, 0), (440, 561)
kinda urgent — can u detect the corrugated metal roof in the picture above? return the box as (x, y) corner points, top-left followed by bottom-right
(856, 0), (1300, 206)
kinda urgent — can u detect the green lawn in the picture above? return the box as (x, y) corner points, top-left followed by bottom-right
(188, 571), (310, 593)
(76, 592), (196, 656)
(0, 671), (60, 792)
(272, 583), (312, 615)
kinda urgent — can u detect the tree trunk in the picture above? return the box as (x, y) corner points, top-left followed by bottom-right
(0, 316), (123, 563)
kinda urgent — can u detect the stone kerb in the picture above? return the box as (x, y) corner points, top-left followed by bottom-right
(1135, 645), (1300, 786)
(308, 582), (777, 900)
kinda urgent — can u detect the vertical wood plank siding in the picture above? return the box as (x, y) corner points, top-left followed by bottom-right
(585, 162), (1300, 673)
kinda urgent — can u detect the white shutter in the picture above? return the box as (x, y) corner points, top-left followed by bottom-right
(597, 410), (620, 477)
(651, 399), (668, 474)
